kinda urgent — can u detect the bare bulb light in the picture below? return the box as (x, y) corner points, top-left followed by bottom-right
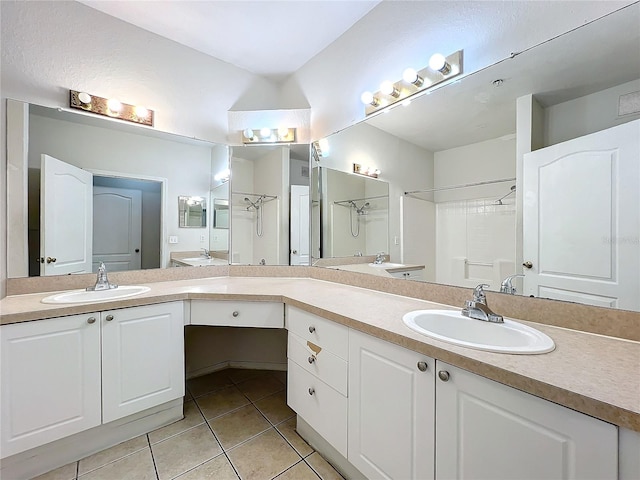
(277, 127), (289, 138)
(78, 92), (92, 104)
(260, 127), (271, 138)
(402, 68), (424, 87)
(380, 80), (399, 97)
(243, 128), (254, 139)
(107, 98), (122, 114)
(429, 53), (451, 74)
(360, 91), (379, 106)
(134, 105), (148, 119)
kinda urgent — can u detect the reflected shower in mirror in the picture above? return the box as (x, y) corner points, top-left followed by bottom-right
(178, 196), (207, 228)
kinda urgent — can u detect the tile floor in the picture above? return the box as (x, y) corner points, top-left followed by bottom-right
(33, 369), (345, 480)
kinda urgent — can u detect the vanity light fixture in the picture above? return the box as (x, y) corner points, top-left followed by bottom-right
(353, 163), (381, 178)
(69, 90), (154, 127)
(361, 50), (463, 116)
(242, 127), (296, 145)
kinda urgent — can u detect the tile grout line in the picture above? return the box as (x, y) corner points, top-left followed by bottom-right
(147, 434), (161, 480)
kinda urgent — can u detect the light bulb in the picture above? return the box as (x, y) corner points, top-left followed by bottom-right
(318, 138), (330, 157)
(380, 80), (399, 97)
(429, 53), (451, 74)
(243, 128), (254, 139)
(107, 98), (122, 113)
(260, 127), (271, 138)
(360, 91), (378, 106)
(78, 92), (92, 104)
(134, 105), (148, 119)
(402, 68), (424, 87)
(278, 127), (289, 138)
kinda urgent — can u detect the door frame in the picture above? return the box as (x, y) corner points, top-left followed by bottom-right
(88, 169), (167, 269)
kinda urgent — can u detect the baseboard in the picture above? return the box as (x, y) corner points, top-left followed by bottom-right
(0, 399), (183, 479)
(186, 361), (287, 379)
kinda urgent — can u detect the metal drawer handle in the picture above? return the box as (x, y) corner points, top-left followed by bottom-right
(308, 355), (316, 364)
(308, 387), (315, 396)
(308, 325), (316, 333)
(438, 370), (450, 382)
(105, 314), (114, 321)
(87, 317), (96, 324)
(417, 361), (428, 372)
(232, 311), (239, 317)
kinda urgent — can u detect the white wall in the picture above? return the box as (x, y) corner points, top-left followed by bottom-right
(28, 112), (220, 267)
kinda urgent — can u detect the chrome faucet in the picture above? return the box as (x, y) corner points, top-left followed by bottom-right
(462, 284), (503, 323)
(500, 274), (525, 295)
(86, 262), (118, 291)
(201, 248), (211, 259)
(374, 252), (386, 265)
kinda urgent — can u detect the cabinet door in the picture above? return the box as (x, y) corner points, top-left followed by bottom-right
(435, 362), (618, 480)
(1, 313), (101, 458)
(102, 302), (185, 423)
(348, 329), (435, 480)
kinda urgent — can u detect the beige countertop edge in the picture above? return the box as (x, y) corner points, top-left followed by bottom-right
(1, 277), (638, 433)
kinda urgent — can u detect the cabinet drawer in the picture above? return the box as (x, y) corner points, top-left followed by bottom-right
(191, 300), (284, 328)
(390, 269), (424, 280)
(286, 306), (348, 359)
(288, 332), (347, 396)
(287, 360), (347, 457)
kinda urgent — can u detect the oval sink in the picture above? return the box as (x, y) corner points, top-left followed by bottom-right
(368, 263), (405, 268)
(180, 257), (226, 266)
(41, 285), (151, 304)
(402, 309), (555, 354)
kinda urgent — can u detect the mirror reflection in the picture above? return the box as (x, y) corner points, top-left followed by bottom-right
(313, 5), (640, 311)
(178, 196), (207, 228)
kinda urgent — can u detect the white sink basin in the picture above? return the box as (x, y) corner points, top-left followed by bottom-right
(369, 263), (405, 268)
(180, 257), (225, 266)
(402, 309), (555, 354)
(41, 285), (151, 304)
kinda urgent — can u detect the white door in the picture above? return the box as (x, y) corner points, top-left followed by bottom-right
(41, 154), (93, 275)
(290, 185), (310, 265)
(523, 119), (640, 310)
(348, 329), (435, 480)
(435, 361), (618, 479)
(1, 313), (101, 458)
(101, 302), (185, 423)
(93, 186), (142, 272)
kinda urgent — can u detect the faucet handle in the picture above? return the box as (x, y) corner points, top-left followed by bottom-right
(472, 284), (490, 302)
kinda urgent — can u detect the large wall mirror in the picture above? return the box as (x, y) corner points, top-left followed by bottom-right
(6, 102), (230, 277)
(312, 4), (640, 312)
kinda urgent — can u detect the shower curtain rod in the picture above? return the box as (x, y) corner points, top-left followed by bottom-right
(404, 177), (516, 196)
(334, 194), (388, 205)
(232, 192), (278, 200)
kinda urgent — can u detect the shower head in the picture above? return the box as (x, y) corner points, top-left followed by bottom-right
(494, 185), (516, 205)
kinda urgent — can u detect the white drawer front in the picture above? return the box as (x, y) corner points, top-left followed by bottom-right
(191, 300), (284, 328)
(288, 332), (347, 396)
(286, 306), (348, 359)
(287, 360), (347, 457)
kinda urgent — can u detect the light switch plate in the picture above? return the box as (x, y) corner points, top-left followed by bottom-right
(169, 236), (178, 244)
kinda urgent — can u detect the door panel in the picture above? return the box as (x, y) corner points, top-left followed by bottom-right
(290, 185), (310, 265)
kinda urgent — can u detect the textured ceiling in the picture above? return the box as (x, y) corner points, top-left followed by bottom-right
(78, 0), (381, 78)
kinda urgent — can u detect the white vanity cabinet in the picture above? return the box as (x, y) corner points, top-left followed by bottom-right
(1, 302), (184, 458)
(1, 312), (102, 457)
(191, 300), (284, 328)
(435, 361), (618, 480)
(348, 329), (435, 480)
(389, 268), (424, 281)
(286, 306), (349, 456)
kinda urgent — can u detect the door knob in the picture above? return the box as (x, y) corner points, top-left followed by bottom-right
(522, 261), (533, 269)
(292, 249), (298, 254)
(417, 361), (428, 372)
(105, 314), (114, 321)
(87, 317), (96, 324)
(438, 370), (450, 382)
(135, 248), (140, 253)
(46, 257), (57, 264)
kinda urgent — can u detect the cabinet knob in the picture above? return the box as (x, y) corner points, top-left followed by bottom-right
(522, 261), (533, 269)
(438, 370), (450, 382)
(308, 326), (316, 333)
(87, 317), (96, 324)
(46, 257), (57, 264)
(105, 314), (114, 321)
(232, 311), (239, 317)
(308, 387), (315, 396)
(308, 355), (316, 364)
(417, 361), (428, 372)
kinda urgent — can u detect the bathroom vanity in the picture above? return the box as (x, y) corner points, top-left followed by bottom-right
(0, 273), (638, 479)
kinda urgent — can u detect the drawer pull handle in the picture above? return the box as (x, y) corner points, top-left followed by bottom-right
(417, 361), (428, 372)
(232, 311), (239, 317)
(308, 387), (315, 396)
(308, 355), (316, 364)
(87, 317), (96, 324)
(438, 370), (450, 382)
(106, 314), (114, 322)
(308, 326), (316, 333)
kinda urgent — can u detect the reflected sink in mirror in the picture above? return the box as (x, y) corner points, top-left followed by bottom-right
(368, 263), (405, 268)
(179, 257), (228, 266)
(41, 285), (151, 304)
(402, 309), (555, 354)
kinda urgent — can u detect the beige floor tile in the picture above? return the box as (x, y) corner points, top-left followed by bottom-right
(196, 385), (250, 420)
(148, 400), (205, 444)
(187, 370), (234, 397)
(208, 404), (271, 450)
(32, 461), (77, 480)
(306, 452), (345, 480)
(225, 368), (269, 384)
(151, 424), (222, 480)
(254, 390), (295, 425)
(236, 375), (284, 402)
(78, 448), (155, 480)
(78, 435), (148, 475)
(173, 454), (239, 480)
(227, 429), (301, 480)
(275, 461), (321, 480)
(276, 417), (314, 457)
